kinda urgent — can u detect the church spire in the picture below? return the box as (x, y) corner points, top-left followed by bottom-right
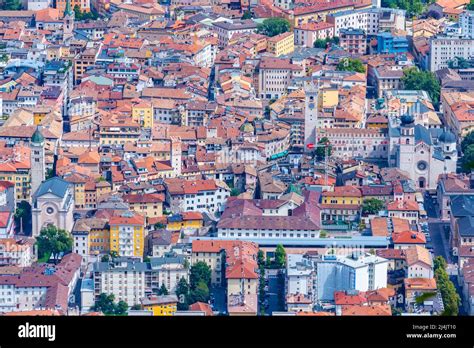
(64, 0), (73, 17)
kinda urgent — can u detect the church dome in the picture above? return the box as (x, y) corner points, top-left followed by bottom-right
(439, 129), (456, 143)
(31, 127), (44, 144)
(400, 115), (414, 126)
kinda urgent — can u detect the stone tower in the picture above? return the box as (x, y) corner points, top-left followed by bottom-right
(397, 115), (415, 175)
(63, 0), (75, 42)
(30, 126), (45, 197)
(170, 136), (182, 177)
(304, 81), (318, 151)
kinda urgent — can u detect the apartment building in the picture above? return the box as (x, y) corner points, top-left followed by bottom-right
(109, 212), (146, 258)
(429, 37), (474, 72)
(258, 57), (304, 99)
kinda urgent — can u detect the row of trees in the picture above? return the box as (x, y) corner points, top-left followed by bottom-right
(433, 256), (460, 316)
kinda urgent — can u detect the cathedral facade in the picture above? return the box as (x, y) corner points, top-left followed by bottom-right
(390, 115), (457, 190)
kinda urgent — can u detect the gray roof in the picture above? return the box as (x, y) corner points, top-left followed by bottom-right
(93, 258), (149, 273)
(457, 216), (474, 237)
(33, 177), (70, 199)
(450, 195), (474, 217)
(415, 124), (432, 146)
(149, 255), (185, 269)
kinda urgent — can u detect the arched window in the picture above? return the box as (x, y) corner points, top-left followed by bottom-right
(406, 138), (410, 145)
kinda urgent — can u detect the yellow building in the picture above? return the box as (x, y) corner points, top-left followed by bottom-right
(123, 193), (164, 219)
(33, 107), (52, 125)
(0, 145), (31, 201)
(141, 295), (178, 316)
(64, 173), (88, 209)
(132, 101), (154, 129)
(321, 186), (362, 205)
(109, 212), (145, 258)
(318, 88), (338, 109)
(167, 212), (203, 231)
(285, 1), (372, 26)
(267, 32), (295, 57)
(72, 218), (110, 257)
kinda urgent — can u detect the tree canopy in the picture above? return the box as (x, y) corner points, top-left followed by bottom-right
(461, 131), (474, 171)
(433, 256), (460, 315)
(91, 293), (128, 315)
(0, 0), (22, 10)
(315, 137), (333, 160)
(362, 198), (385, 215)
(257, 17), (291, 37)
(176, 277), (190, 310)
(336, 58), (365, 73)
(190, 261), (212, 289)
(467, 0), (474, 10)
(382, 0), (424, 17)
(14, 201), (31, 234)
(158, 284), (169, 296)
(314, 37), (339, 49)
(401, 67), (441, 105)
(74, 5), (99, 21)
(274, 244), (286, 268)
(36, 225), (73, 263)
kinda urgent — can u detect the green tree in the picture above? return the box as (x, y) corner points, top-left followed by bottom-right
(242, 10), (253, 19)
(362, 198), (384, 215)
(110, 250), (118, 259)
(74, 5), (99, 20)
(433, 256), (460, 316)
(315, 137), (332, 160)
(154, 222), (166, 230)
(230, 188), (240, 196)
(14, 201), (31, 233)
(116, 300), (128, 315)
(313, 39), (327, 48)
(401, 67), (441, 105)
(92, 293), (127, 315)
(381, 0), (424, 16)
(257, 17), (291, 37)
(101, 254), (110, 262)
(190, 281), (210, 303)
(336, 58), (365, 73)
(176, 277), (190, 310)
(462, 144), (474, 172)
(314, 37), (339, 48)
(45, 168), (55, 180)
(190, 261), (211, 289)
(257, 250), (265, 268)
(448, 57), (471, 69)
(36, 225), (73, 263)
(158, 284), (169, 295)
(467, 0), (474, 10)
(274, 244), (286, 268)
(1, 0), (22, 10)
(461, 130), (474, 153)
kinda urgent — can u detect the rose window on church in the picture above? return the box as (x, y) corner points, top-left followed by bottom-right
(417, 161), (427, 171)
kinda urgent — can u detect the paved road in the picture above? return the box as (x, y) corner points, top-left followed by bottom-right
(210, 287), (226, 315)
(265, 269), (284, 315)
(423, 192), (452, 261)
